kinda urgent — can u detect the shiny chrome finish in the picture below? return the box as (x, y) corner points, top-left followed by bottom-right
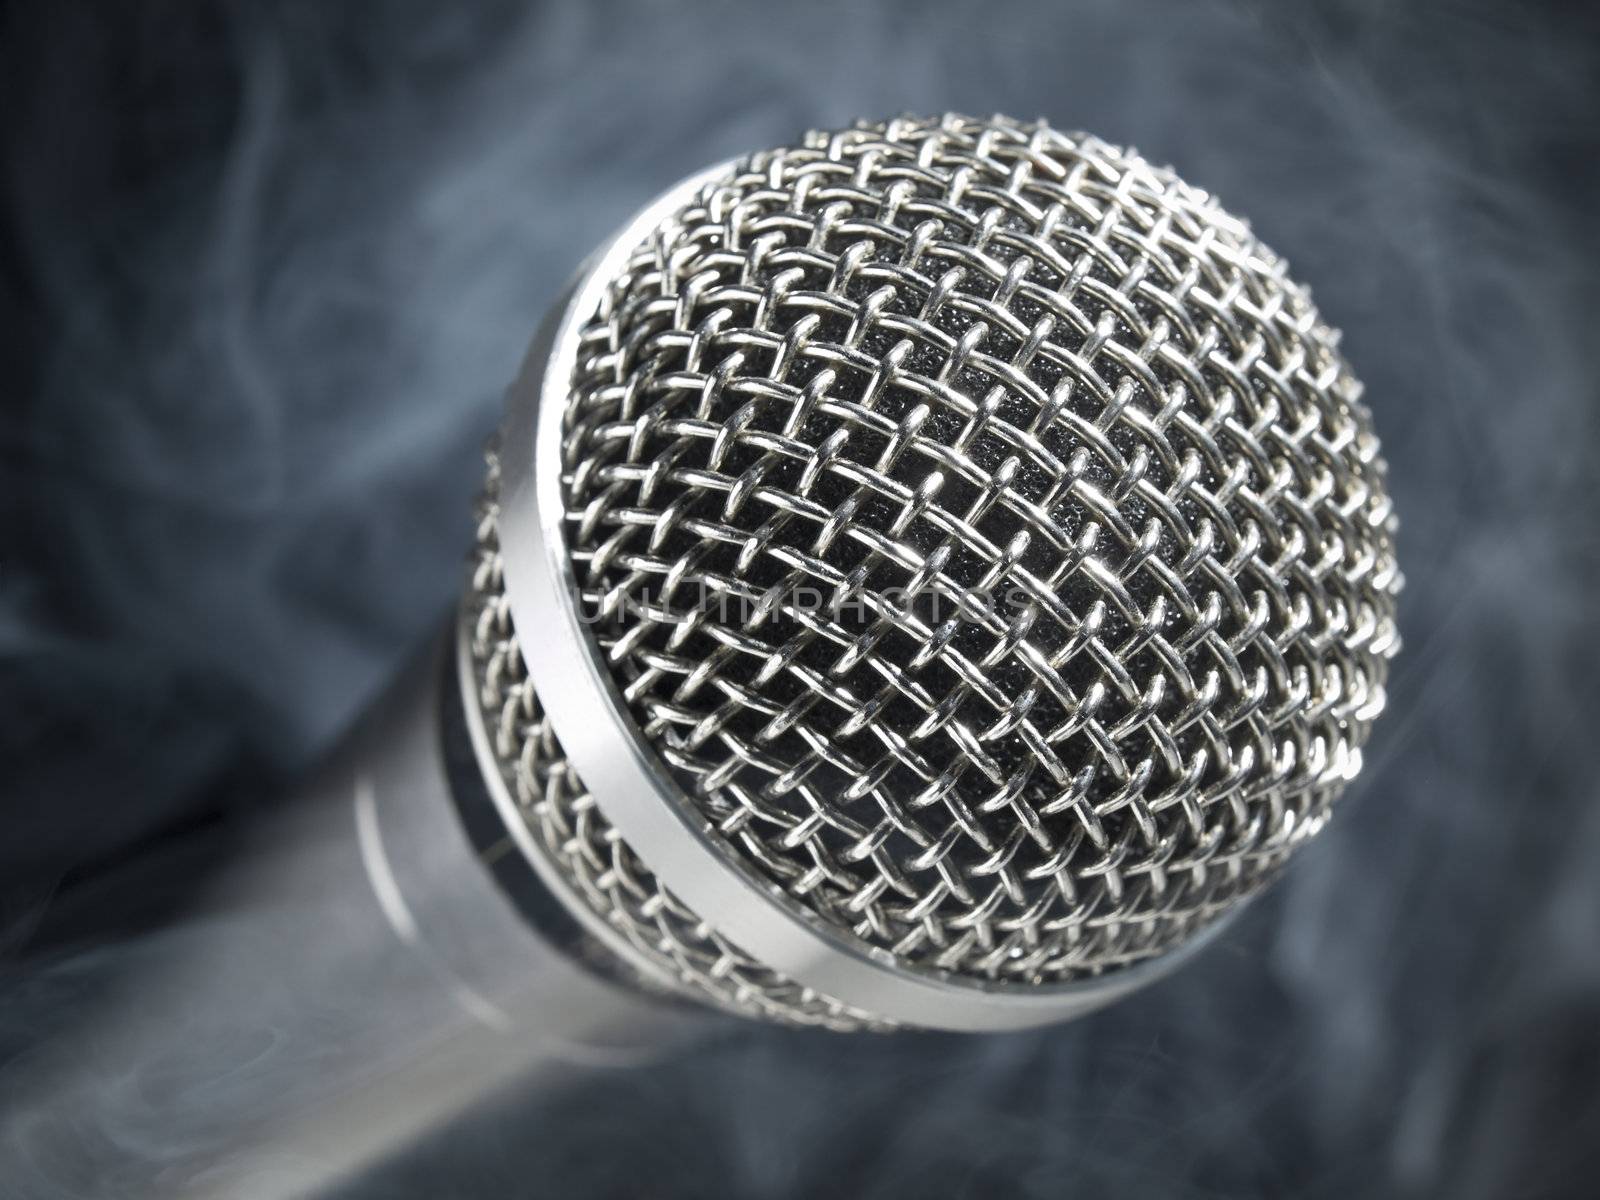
(2, 636), (708, 1198)
(489, 114), (1400, 1030)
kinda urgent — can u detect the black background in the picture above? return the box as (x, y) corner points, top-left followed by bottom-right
(3, 2), (1598, 1197)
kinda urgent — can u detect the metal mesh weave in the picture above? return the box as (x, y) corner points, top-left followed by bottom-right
(484, 113), (1400, 1009)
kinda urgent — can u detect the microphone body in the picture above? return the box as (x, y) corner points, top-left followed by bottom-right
(1, 629), (711, 1199)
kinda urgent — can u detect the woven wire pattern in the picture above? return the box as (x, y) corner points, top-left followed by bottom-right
(467, 459), (881, 1029)
(554, 113), (1402, 984)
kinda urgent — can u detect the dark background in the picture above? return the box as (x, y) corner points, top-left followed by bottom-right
(2, 1), (1598, 1197)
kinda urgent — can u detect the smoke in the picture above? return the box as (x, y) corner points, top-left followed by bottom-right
(2, 0), (1596, 1197)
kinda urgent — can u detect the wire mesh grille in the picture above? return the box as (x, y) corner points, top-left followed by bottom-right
(551, 113), (1400, 985)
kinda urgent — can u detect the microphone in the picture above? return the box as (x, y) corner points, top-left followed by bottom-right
(3, 112), (1401, 1194)
(478, 110), (1401, 1029)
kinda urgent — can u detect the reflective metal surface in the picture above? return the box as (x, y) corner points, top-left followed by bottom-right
(490, 114), (1400, 1030)
(0, 637), (709, 1199)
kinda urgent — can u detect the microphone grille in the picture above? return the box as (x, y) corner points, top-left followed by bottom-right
(473, 113), (1400, 1025)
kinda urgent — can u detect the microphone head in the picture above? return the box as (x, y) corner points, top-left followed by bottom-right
(466, 113), (1401, 1031)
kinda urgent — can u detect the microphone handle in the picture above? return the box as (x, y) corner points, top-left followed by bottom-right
(0, 621), (714, 1200)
